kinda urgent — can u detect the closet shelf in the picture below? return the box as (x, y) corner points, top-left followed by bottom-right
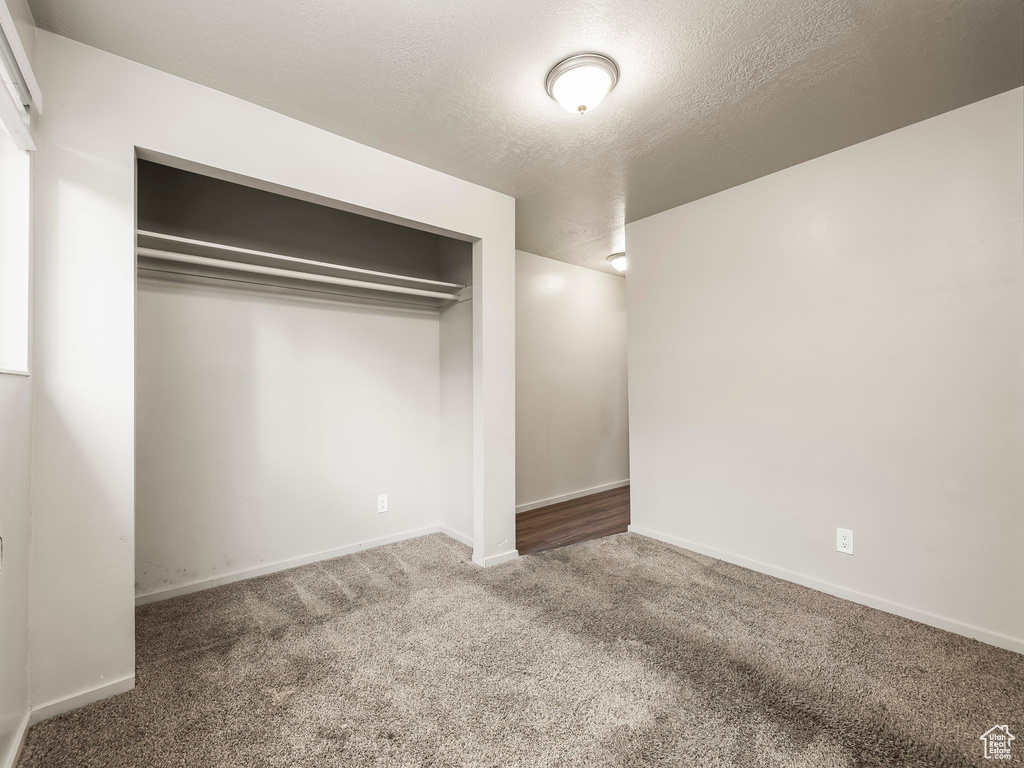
(137, 247), (462, 300)
(136, 230), (466, 301)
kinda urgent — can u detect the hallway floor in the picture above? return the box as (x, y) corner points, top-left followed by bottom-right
(516, 485), (630, 555)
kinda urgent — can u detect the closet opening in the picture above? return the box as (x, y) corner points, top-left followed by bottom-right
(133, 157), (474, 605)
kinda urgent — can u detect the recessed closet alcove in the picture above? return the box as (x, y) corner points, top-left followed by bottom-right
(134, 160), (474, 602)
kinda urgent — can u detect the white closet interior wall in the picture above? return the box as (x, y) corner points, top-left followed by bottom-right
(135, 161), (473, 600)
(438, 238), (474, 544)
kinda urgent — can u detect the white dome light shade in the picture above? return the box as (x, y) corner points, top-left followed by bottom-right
(607, 253), (627, 272)
(546, 54), (619, 115)
(551, 65), (612, 114)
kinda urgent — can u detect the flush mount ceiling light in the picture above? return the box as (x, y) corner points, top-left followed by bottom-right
(607, 252), (627, 272)
(545, 53), (619, 115)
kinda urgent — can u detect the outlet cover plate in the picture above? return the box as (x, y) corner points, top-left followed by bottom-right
(836, 527), (854, 555)
(377, 494), (388, 514)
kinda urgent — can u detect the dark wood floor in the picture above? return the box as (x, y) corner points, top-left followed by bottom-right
(516, 485), (630, 555)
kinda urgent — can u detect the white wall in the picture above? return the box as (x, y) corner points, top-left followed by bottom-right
(626, 89), (1024, 652)
(30, 31), (515, 718)
(0, 104), (30, 373)
(515, 250), (629, 510)
(136, 278), (442, 597)
(0, 5), (33, 759)
(438, 296), (473, 544)
(439, 298), (474, 541)
(438, 239), (474, 542)
(1, 0), (34, 67)
(0, 375), (31, 768)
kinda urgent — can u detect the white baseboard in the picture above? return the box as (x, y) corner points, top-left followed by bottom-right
(516, 479), (629, 514)
(136, 525), (466, 606)
(438, 525), (473, 548)
(28, 674), (136, 726)
(473, 548), (519, 568)
(628, 524), (1024, 656)
(1, 711), (29, 768)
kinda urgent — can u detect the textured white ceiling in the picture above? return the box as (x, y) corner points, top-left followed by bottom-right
(28, 0), (1023, 273)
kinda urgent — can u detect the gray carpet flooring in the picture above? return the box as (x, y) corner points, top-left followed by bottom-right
(19, 533), (1023, 767)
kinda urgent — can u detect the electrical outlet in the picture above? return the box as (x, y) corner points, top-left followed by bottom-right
(377, 494), (388, 514)
(836, 527), (854, 555)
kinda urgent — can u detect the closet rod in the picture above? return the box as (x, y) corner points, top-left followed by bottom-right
(137, 230), (466, 290)
(137, 266), (441, 310)
(136, 248), (461, 300)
